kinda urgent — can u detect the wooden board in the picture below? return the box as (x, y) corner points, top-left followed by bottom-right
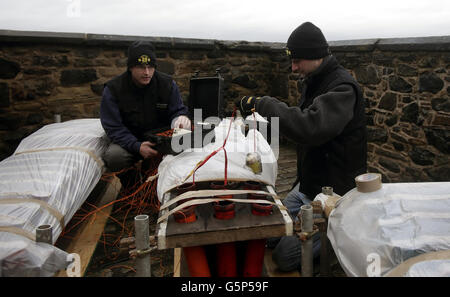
(384, 250), (450, 277)
(157, 185), (292, 250)
(55, 175), (121, 277)
(173, 247), (191, 277)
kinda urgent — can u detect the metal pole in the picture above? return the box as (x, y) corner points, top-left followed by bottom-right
(36, 224), (53, 244)
(320, 186), (332, 276)
(301, 205), (313, 277)
(317, 218), (331, 276)
(134, 214), (151, 277)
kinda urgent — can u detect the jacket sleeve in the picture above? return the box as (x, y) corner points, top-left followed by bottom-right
(100, 86), (141, 154)
(255, 83), (356, 146)
(167, 81), (189, 122)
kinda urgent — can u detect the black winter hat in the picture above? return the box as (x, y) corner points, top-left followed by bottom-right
(127, 41), (157, 68)
(286, 22), (330, 60)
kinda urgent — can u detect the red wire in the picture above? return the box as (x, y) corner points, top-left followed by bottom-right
(223, 148), (228, 186)
(192, 107), (236, 185)
(253, 112), (256, 152)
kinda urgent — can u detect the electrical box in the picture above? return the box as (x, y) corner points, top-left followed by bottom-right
(188, 70), (225, 121)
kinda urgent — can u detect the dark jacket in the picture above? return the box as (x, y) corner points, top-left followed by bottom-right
(100, 70), (188, 154)
(256, 55), (367, 197)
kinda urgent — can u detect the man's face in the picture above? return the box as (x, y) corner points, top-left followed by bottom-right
(130, 65), (155, 87)
(291, 58), (323, 78)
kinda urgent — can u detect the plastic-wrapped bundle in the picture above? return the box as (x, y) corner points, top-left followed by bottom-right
(404, 260), (450, 277)
(0, 119), (109, 276)
(327, 181), (450, 277)
(156, 118), (278, 201)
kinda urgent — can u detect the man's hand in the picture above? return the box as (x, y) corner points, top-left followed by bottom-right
(172, 115), (191, 130)
(234, 96), (261, 116)
(139, 141), (158, 159)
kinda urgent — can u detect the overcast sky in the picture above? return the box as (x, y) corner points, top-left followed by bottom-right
(0, 0), (449, 42)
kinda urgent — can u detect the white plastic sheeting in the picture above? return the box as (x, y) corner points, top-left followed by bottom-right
(157, 118), (277, 201)
(0, 119), (109, 276)
(404, 260), (450, 277)
(327, 182), (450, 277)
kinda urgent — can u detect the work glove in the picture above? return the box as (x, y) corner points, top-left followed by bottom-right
(234, 96), (262, 117)
(172, 115), (192, 130)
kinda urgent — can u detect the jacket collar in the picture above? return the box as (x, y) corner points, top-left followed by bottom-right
(303, 55), (338, 85)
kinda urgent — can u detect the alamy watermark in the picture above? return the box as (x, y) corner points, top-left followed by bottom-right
(366, 252), (381, 277)
(66, 253), (81, 277)
(66, 0), (81, 18)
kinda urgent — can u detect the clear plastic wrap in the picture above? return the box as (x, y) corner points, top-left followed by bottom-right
(0, 119), (109, 276)
(404, 260), (450, 277)
(327, 182), (450, 277)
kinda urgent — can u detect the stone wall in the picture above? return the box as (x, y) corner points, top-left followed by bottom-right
(0, 30), (448, 183)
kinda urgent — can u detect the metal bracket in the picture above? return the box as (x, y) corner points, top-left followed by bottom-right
(121, 235), (158, 259)
(297, 224), (320, 242)
(129, 246), (157, 258)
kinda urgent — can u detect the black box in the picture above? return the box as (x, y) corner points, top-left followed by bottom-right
(143, 125), (215, 155)
(188, 71), (225, 121)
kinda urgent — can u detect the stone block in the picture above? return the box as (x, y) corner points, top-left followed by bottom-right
(375, 147), (406, 160)
(424, 128), (450, 154)
(367, 126), (388, 143)
(392, 141), (404, 151)
(425, 166), (450, 182)
(24, 79), (55, 96)
(400, 102), (419, 124)
(23, 68), (52, 75)
(389, 76), (412, 93)
(269, 74), (288, 98)
(26, 113), (44, 125)
(385, 114), (398, 127)
(207, 47), (226, 59)
(379, 157), (401, 173)
(431, 98), (450, 112)
(32, 55), (69, 67)
(419, 72), (444, 94)
(354, 65), (380, 85)
(60, 69), (98, 86)
(408, 147), (435, 166)
(0, 113), (22, 130)
(0, 83), (10, 108)
(397, 64), (418, 77)
(232, 74), (257, 89)
(90, 83), (104, 96)
(157, 60), (175, 75)
(73, 58), (111, 67)
(0, 58), (20, 79)
(378, 92), (397, 111)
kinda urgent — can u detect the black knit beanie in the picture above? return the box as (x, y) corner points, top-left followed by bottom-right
(127, 41), (157, 69)
(286, 22), (330, 59)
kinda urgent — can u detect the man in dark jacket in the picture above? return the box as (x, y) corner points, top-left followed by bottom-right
(235, 22), (367, 272)
(100, 41), (190, 174)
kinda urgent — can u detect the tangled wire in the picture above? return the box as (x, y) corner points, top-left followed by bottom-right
(58, 142), (169, 276)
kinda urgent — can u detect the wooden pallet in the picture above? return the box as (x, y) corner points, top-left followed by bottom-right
(55, 175), (121, 277)
(156, 184), (293, 250)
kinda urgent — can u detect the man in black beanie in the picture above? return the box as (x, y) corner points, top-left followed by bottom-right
(235, 22), (367, 272)
(100, 41), (190, 180)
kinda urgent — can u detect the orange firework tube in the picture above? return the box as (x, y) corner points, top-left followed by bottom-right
(216, 242), (237, 277)
(242, 239), (266, 277)
(183, 246), (211, 277)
